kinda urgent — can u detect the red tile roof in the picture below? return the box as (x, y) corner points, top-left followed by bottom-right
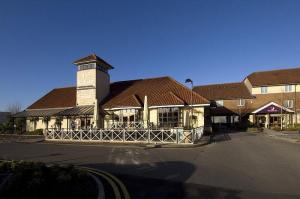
(246, 67), (300, 86)
(102, 76), (209, 109)
(27, 77), (209, 110)
(27, 87), (76, 109)
(193, 82), (254, 100)
(73, 54), (114, 69)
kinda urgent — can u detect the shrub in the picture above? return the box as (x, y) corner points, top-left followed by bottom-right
(24, 129), (43, 135)
(0, 160), (97, 198)
(247, 127), (262, 133)
(270, 124), (300, 131)
(0, 122), (13, 134)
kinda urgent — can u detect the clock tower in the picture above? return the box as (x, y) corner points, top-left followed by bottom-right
(73, 54), (113, 106)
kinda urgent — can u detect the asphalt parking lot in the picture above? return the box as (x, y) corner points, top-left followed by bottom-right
(0, 132), (299, 199)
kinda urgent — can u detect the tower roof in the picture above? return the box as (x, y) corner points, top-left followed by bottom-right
(73, 54), (114, 69)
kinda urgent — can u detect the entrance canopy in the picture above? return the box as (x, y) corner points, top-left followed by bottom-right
(252, 102), (294, 114)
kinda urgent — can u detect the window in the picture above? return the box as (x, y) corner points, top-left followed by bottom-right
(158, 107), (179, 128)
(261, 86), (268, 94)
(283, 100), (293, 108)
(238, 99), (245, 106)
(211, 116), (226, 123)
(216, 100), (224, 107)
(284, 85), (293, 92)
(78, 63), (96, 71)
(80, 118), (91, 129)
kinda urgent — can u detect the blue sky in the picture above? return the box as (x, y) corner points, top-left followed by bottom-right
(1, 0), (300, 110)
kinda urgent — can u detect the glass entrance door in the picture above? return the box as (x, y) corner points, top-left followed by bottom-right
(256, 116), (266, 127)
(270, 116), (281, 127)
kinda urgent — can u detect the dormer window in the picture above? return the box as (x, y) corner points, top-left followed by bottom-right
(261, 86), (268, 94)
(216, 100), (224, 107)
(284, 85), (292, 92)
(238, 99), (245, 106)
(283, 100), (293, 108)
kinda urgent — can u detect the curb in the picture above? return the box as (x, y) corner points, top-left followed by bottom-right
(266, 135), (300, 144)
(144, 141), (210, 149)
(15, 138), (45, 143)
(0, 134), (45, 143)
(42, 140), (211, 149)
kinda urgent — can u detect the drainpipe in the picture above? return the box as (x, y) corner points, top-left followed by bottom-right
(295, 84), (297, 125)
(281, 87), (283, 131)
(191, 82), (194, 129)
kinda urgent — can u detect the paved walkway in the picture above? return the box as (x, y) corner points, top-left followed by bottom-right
(263, 128), (300, 144)
(0, 132), (299, 198)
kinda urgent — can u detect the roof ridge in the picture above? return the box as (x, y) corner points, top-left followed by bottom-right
(53, 86), (76, 90)
(194, 82), (242, 88)
(110, 76), (170, 84)
(167, 77), (209, 103)
(248, 66), (300, 76)
(169, 91), (185, 103)
(117, 94), (142, 107)
(132, 94), (142, 107)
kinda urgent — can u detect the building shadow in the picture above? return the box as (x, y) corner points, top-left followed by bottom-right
(209, 130), (232, 143)
(81, 161), (241, 199)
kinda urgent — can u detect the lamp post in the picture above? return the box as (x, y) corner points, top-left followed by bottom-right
(281, 87), (283, 131)
(185, 78), (194, 129)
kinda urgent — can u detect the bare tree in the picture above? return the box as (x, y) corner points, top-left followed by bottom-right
(6, 102), (22, 115)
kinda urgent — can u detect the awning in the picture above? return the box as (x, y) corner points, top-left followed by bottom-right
(13, 106), (108, 118)
(55, 105), (94, 116)
(13, 108), (67, 118)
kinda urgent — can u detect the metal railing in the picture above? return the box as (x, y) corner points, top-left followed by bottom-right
(44, 127), (204, 144)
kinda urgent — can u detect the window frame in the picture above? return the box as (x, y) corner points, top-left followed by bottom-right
(237, 99), (245, 107)
(216, 100), (224, 107)
(261, 86), (268, 94)
(158, 107), (180, 128)
(283, 100), (294, 108)
(284, 85), (293, 93)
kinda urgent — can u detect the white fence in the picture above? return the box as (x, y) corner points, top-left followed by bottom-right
(44, 127), (204, 144)
(106, 121), (145, 129)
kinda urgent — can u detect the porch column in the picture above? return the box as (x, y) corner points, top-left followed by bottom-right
(293, 113), (296, 125)
(85, 115), (88, 130)
(66, 117), (69, 132)
(253, 114), (256, 126)
(265, 114), (270, 128)
(226, 116), (231, 127)
(13, 118), (15, 134)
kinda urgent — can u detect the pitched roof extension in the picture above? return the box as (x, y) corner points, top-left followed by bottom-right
(193, 82), (254, 101)
(246, 67), (300, 86)
(102, 76), (209, 109)
(27, 87), (76, 109)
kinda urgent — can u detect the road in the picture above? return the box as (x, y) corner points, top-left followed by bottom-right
(0, 132), (299, 198)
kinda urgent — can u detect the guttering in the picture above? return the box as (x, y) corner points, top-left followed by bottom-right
(26, 107), (73, 111)
(104, 104), (210, 110)
(149, 105), (185, 109)
(189, 104), (210, 107)
(104, 107), (142, 111)
(149, 104), (210, 109)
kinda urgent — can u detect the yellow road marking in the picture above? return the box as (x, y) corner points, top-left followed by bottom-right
(84, 167), (131, 199)
(86, 169), (121, 199)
